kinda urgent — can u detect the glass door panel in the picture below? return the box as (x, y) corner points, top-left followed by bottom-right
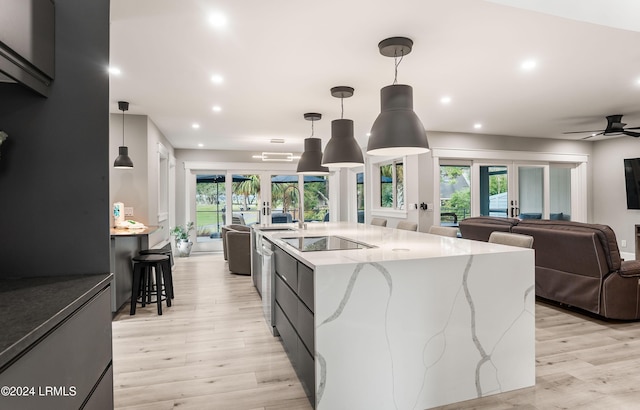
(303, 175), (328, 222)
(550, 166), (571, 220)
(231, 174), (260, 225)
(356, 172), (365, 223)
(479, 165), (509, 217)
(517, 166), (545, 219)
(195, 173), (226, 242)
(270, 174), (300, 224)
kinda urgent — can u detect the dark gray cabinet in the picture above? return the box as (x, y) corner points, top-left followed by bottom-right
(274, 246), (315, 407)
(0, 0), (55, 96)
(0, 286), (113, 409)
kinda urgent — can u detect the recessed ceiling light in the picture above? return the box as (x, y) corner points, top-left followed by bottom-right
(108, 66), (121, 75)
(208, 12), (227, 29)
(474, 123), (482, 129)
(211, 74), (224, 84)
(366, 132), (371, 137)
(521, 60), (537, 71)
(440, 96), (451, 104)
(198, 143), (204, 148)
(212, 105), (222, 112)
(192, 123), (200, 129)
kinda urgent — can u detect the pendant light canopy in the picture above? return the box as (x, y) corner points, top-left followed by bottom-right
(296, 113), (329, 175)
(367, 37), (429, 156)
(322, 86), (364, 167)
(114, 101), (134, 169)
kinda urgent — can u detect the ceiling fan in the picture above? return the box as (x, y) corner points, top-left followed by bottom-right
(563, 114), (640, 139)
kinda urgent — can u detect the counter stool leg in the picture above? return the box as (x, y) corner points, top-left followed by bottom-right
(162, 259), (174, 299)
(130, 263), (142, 315)
(154, 264), (163, 315)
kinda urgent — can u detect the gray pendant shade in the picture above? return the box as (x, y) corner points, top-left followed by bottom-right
(114, 146), (134, 168)
(367, 84), (429, 156)
(114, 100), (133, 168)
(296, 137), (329, 175)
(322, 119), (364, 167)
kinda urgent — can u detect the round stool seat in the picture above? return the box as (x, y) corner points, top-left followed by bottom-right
(133, 254), (169, 263)
(139, 249), (169, 254)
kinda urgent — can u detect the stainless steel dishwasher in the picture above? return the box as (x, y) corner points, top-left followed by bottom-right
(260, 237), (278, 335)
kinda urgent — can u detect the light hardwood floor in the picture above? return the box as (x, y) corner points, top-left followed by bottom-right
(113, 252), (640, 410)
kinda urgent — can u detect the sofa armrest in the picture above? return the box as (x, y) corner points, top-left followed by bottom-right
(619, 260), (640, 277)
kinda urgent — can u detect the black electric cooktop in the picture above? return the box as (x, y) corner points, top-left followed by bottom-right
(280, 235), (375, 252)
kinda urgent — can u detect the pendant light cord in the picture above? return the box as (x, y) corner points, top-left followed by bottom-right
(393, 50), (405, 85)
(341, 97), (344, 119)
(310, 119), (315, 137)
(121, 109), (125, 145)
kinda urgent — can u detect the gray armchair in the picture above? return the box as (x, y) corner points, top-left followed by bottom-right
(227, 229), (251, 275)
(221, 224), (250, 260)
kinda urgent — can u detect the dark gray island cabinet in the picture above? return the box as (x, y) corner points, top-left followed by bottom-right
(0, 274), (113, 410)
(273, 245), (315, 406)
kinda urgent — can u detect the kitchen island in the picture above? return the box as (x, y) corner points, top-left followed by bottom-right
(255, 222), (535, 409)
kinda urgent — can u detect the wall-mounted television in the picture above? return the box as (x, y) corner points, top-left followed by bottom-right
(624, 158), (640, 209)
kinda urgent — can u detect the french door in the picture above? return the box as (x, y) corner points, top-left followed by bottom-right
(472, 161), (551, 220)
(189, 167), (332, 252)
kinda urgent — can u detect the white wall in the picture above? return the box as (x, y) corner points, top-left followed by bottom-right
(109, 114), (174, 247)
(110, 114), (148, 224)
(592, 136), (640, 256)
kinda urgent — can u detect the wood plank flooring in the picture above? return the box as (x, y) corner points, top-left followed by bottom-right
(113, 252), (640, 409)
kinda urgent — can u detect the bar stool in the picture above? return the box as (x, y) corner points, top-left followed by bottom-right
(130, 254), (171, 315)
(139, 248), (174, 299)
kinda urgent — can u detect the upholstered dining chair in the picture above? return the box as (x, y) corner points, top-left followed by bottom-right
(226, 229), (251, 275)
(221, 224), (251, 260)
(370, 217), (387, 227)
(428, 226), (459, 238)
(488, 231), (534, 248)
(396, 221), (418, 231)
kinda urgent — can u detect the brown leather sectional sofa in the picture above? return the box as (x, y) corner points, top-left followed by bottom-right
(459, 217), (640, 320)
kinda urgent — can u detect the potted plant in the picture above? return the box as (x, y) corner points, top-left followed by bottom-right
(171, 221), (194, 257)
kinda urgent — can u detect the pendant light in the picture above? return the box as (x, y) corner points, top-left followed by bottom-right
(367, 37), (429, 156)
(322, 86), (364, 167)
(113, 101), (134, 169)
(296, 113), (329, 175)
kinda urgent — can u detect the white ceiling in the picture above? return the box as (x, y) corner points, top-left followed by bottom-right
(109, 0), (640, 153)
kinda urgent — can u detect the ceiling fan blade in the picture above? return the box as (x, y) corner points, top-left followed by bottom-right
(581, 132), (604, 140)
(563, 129), (605, 134)
(625, 126), (640, 130)
(624, 131), (640, 138)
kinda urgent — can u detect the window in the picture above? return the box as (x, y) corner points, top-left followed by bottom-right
(440, 165), (470, 225)
(378, 159), (404, 210)
(157, 143), (169, 222)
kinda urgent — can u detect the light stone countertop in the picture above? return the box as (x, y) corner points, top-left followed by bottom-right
(256, 221), (530, 268)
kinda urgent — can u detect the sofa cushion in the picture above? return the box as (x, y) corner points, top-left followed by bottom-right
(514, 219), (621, 272)
(458, 217), (520, 242)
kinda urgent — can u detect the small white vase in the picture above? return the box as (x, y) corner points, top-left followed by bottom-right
(177, 240), (193, 257)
